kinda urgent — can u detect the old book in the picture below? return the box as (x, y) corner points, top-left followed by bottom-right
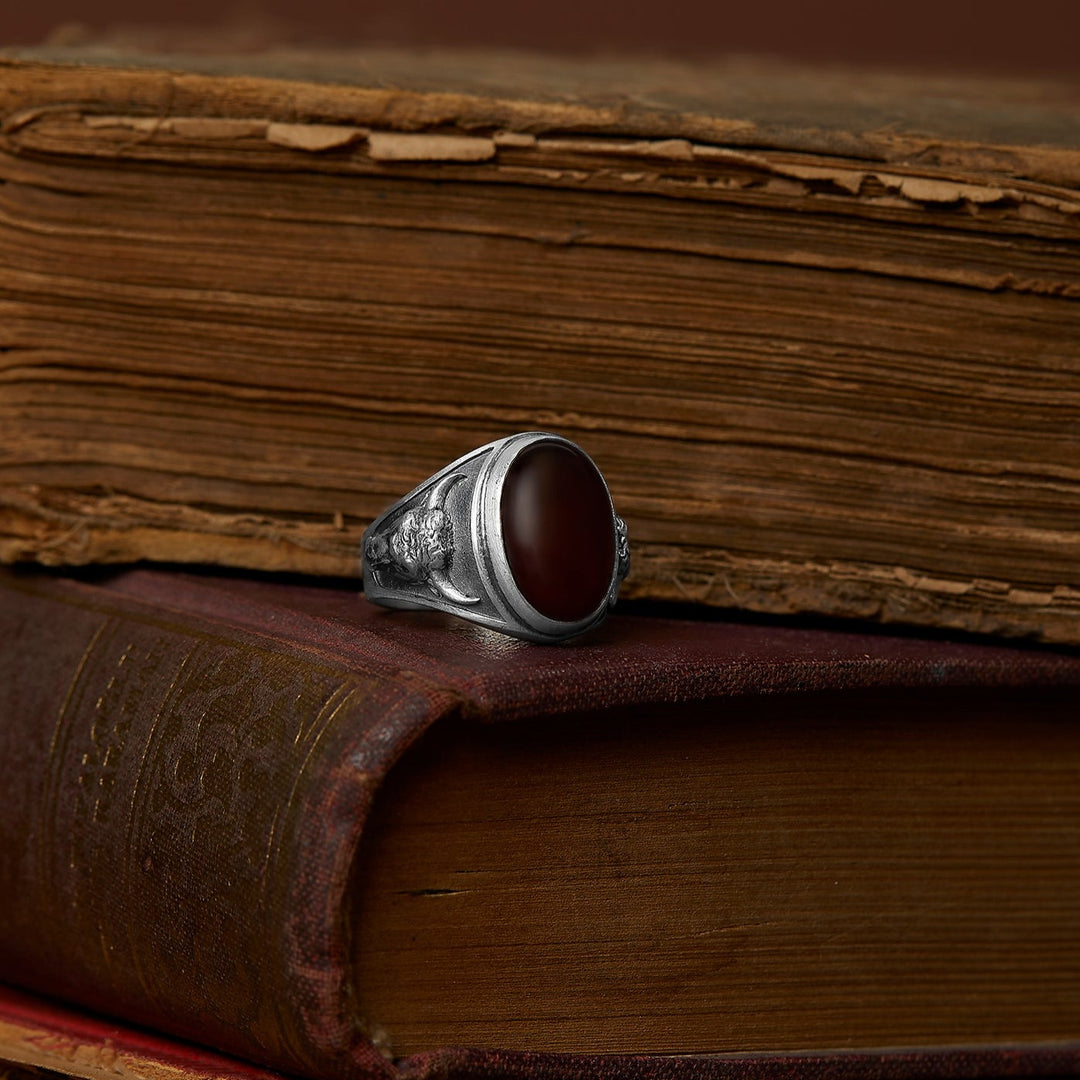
(1, 48), (1079, 643)
(2, 566), (1080, 1078)
(0, 985), (283, 1080)
(2, 984), (1080, 1080)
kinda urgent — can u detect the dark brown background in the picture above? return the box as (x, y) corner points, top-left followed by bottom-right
(4, 0), (1080, 75)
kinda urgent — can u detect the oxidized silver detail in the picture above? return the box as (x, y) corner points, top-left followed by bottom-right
(615, 515), (630, 583)
(364, 474), (479, 606)
(362, 432), (629, 644)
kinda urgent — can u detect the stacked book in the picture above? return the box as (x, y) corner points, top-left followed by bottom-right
(1, 43), (1079, 1080)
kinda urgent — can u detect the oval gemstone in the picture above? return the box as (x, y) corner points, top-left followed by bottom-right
(500, 441), (615, 622)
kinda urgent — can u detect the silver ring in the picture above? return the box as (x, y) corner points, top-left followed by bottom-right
(363, 432), (630, 643)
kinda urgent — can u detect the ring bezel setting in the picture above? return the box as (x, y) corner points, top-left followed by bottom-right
(363, 432), (629, 643)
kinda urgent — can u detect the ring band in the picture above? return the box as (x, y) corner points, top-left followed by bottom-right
(363, 432), (629, 643)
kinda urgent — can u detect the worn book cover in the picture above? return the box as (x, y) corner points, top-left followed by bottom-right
(2, 567), (1080, 1077)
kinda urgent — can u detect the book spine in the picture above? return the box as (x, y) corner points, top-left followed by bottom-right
(0, 574), (436, 1080)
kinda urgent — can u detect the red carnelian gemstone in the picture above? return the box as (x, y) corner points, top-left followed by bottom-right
(500, 441), (615, 622)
